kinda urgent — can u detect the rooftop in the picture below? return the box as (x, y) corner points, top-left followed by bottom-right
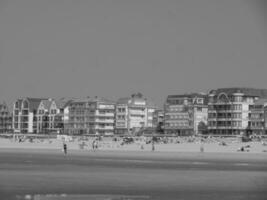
(209, 88), (267, 98)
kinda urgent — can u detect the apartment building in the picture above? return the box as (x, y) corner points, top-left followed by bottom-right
(0, 102), (12, 133)
(13, 98), (47, 133)
(36, 99), (52, 134)
(247, 99), (267, 135)
(115, 93), (156, 135)
(208, 88), (267, 135)
(67, 97), (115, 135)
(35, 98), (72, 134)
(153, 109), (164, 128)
(164, 93), (208, 135)
(53, 98), (73, 134)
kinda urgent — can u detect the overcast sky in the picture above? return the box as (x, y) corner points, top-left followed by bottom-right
(0, 0), (266, 107)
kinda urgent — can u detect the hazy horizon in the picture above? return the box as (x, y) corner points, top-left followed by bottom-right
(0, 0), (266, 107)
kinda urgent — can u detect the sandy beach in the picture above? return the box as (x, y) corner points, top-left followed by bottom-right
(1, 136), (267, 154)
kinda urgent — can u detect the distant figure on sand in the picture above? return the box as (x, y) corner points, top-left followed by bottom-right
(63, 143), (67, 155)
(200, 143), (204, 153)
(92, 140), (98, 150)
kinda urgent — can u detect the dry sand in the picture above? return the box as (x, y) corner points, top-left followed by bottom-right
(1, 137), (267, 154)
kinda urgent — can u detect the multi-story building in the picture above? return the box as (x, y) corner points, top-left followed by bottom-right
(36, 99), (52, 134)
(67, 97), (115, 135)
(208, 88), (267, 135)
(13, 98), (47, 133)
(36, 98), (73, 134)
(66, 98), (89, 135)
(115, 93), (157, 135)
(164, 93), (208, 135)
(153, 109), (164, 128)
(247, 99), (267, 135)
(52, 98), (73, 134)
(0, 102), (13, 133)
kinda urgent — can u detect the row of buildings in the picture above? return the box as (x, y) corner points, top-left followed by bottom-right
(1, 88), (267, 136)
(10, 93), (158, 135)
(164, 88), (267, 136)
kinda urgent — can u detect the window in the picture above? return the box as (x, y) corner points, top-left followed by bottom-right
(197, 98), (204, 104)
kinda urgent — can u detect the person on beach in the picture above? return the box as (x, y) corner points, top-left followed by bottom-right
(92, 140), (95, 150)
(63, 142), (67, 155)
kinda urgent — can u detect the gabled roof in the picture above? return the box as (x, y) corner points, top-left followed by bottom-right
(14, 99), (23, 109)
(54, 98), (73, 109)
(40, 100), (53, 110)
(25, 98), (48, 112)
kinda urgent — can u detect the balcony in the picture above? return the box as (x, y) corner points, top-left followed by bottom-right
(94, 126), (114, 130)
(95, 111), (114, 117)
(95, 119), (114, 123)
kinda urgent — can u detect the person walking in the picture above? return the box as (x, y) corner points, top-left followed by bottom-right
(63, 142), (67, 155)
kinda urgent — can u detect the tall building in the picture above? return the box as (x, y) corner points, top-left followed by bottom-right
(53, 98), (73, 134)
(247, 99), (267, 135)
(36, 98), (72, 134)
(152, 109), (164, 128)
(115, 93), (157, 135)
(67, 97), (115, 135)
(0, 102), (13, 133)
(164, 93), (208, 135)
(208, 88), (267, 135)
(13, 98), (47, 133)
(36, 99), (52, 134)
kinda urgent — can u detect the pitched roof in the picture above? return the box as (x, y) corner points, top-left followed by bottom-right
(54, 98), (73, 109)
(41, 100), (53, 110)
(14, 99), (23, 110)
(25, 98), (48, 112)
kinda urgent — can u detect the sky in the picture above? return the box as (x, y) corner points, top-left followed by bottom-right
(0, 0), (266, 107)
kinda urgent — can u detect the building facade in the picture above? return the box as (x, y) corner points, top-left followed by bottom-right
(247, 99), (267, 136)
(115, 93), (156, 135)
(36, 99), (52, 134)
(208, 88), (267, 135)
(67, 97), (115, 135)
(13, 98), (47, 133)
(164, 93), (208, 135)
(152, 109), (164, 128)
(0, 102), (13, 133)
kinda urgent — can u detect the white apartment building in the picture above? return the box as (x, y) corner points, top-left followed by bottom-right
(13, 98), (47, 133)
(115, 93), (156, 135)
(67, 97), (115, 135)
(36, 98), (72, 134)
(208, 88), (267, 135)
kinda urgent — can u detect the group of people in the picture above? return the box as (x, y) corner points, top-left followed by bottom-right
(62, 139), (100, 155)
